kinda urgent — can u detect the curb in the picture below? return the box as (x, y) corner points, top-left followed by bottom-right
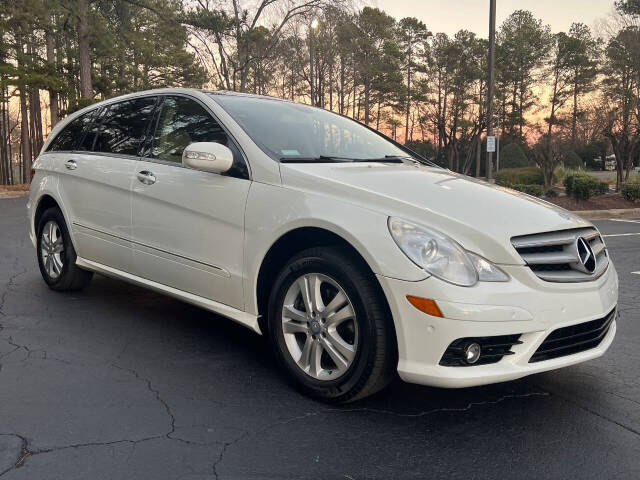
(570, 208), (640, 220)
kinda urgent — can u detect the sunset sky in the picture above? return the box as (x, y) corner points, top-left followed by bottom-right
(371, 0), (616, 36)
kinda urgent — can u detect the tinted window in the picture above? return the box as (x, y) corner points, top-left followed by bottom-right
(47, 111), (95, 152)
(150, 96), (227, 163)
(78, 107), (104, 151)
(92, 97), (156, 155)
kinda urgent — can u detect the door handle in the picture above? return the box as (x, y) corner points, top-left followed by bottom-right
(65, 159), (77, 170)
(137, 170), (156, 185)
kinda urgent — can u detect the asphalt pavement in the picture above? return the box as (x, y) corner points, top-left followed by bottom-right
(0, 196), (639, 479)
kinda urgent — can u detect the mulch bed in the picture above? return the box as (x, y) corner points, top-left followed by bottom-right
(0, 184), (29, 193)
(548, 193), (638, 211)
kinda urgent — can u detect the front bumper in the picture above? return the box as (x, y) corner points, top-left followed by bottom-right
(377, 262), (618, 388)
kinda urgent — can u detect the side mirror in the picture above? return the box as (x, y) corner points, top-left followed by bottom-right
(182, 142), (233, 174)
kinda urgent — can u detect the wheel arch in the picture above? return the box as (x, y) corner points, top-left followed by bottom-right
(32, 192), (79, 252)
(254, 226), (397, 354)
(34, 194), (61, 232)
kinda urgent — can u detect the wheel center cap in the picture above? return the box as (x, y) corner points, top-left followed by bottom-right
(309, 320), (322, 335)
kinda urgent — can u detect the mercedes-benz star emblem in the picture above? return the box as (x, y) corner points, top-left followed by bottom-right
(575, 237), (596, 273)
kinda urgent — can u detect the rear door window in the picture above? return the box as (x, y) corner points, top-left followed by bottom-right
(91, 96), (157, 156)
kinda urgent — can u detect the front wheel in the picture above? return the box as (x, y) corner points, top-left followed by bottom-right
(267, 247), (396, 403)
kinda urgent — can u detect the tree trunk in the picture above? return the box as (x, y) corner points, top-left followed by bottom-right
(475, 135), (482, 177)
(20, 88), (32, 184)
(29, 87), (44, 155)
(77, 0), (93, 99)
(571, 74), (578, 144)
(0, 99), (6, 184)
(46, 23), (59, 128)
(364, 78), (370, 125)
(339, 56), (345, 115)
(404, 45), (411, 144)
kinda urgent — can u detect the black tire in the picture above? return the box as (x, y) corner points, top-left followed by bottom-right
(36, 207), (93, 291)
(267, 246), (396, 403)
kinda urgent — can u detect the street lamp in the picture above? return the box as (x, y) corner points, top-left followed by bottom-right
(309, 18), (319, 106)
(486, 0), (496, 181)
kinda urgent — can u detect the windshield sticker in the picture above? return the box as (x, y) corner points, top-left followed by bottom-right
(281, 149), (300, 156)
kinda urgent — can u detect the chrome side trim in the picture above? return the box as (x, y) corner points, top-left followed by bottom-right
(72, 222), (229, 277)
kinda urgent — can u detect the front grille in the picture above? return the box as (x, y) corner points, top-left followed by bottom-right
(529, 309), (616, 363)
(511, 227), (609, 282)
(440, 334), (522, 367)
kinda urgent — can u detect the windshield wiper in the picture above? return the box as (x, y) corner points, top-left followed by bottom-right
(351, 156), (405, 163)
(280, 155), (412, 164)
(279, 155), (353, 163)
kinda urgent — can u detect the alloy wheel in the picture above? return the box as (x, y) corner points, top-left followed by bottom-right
(40, 220), (65, 279)
(281, 273), (358, 380)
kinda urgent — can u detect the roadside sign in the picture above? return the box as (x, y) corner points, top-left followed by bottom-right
(487, 136), (496, 153)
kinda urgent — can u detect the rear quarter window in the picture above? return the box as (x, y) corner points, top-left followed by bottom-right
(46, 111), (96, 152)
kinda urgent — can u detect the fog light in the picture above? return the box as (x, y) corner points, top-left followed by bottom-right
(464, 343), (481, 364)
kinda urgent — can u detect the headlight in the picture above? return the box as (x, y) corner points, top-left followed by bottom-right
(467, 252), (510, 282)
(388, 218), (509, 286)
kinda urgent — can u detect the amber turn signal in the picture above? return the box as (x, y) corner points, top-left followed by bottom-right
(406, 295), (443, 318)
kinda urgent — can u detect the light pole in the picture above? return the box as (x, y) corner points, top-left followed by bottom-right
(496, 106), (501, 172)
(486, 0), (496, 181)
(309, 18), (319, 106)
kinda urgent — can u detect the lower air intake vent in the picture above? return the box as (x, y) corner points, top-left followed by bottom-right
(440, 334), (522, 367)
(529, 309), (616, 363)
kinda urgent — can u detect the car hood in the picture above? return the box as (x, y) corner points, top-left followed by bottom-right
(280, 162), (592, 265)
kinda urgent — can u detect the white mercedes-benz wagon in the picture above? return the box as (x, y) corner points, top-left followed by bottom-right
(28, 88), (618, 402)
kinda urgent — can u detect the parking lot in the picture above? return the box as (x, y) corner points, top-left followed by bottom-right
(0, 196), (639, 479)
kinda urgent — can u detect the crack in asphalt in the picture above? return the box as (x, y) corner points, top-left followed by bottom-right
(0, 433), (174, 478)
(208, 391), (549, 478)
(323, 391), (550, 418)
(211, 431), (249, 480)
(0, 362), (226, 477)
(111, 363), (177, 438)
(0, 268), (27, 318)
(547, 389), (640, 437)
(0, 433), (29, 477)
(109, 363), (231, 450)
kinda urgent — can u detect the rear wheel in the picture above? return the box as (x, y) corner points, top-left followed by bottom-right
(37, 207), (93, 291)
(268, 246), (396, 403)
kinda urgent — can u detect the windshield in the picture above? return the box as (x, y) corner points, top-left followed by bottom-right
(210, 94), (422, 163)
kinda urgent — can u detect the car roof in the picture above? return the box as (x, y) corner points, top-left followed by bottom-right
(73, 88), (295, 117)
(201, 89), (298, 104)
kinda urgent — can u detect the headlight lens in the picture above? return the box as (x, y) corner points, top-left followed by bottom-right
(388, 218), (509, 286)
(467, 252), (510, 282)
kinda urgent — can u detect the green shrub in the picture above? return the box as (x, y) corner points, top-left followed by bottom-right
(512, 184), (544, 197)
(496, 167), (544, 187)
(554, 166), (573, 184)
(544, 188), (558, 198)
(563, 151), (584, 169)
(621, 179), (640, 202)
(500, 143), (531, 169)
(598, 181), (610, 195)
(571, 176), (609, 200)
(563, 171), (591, 195)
